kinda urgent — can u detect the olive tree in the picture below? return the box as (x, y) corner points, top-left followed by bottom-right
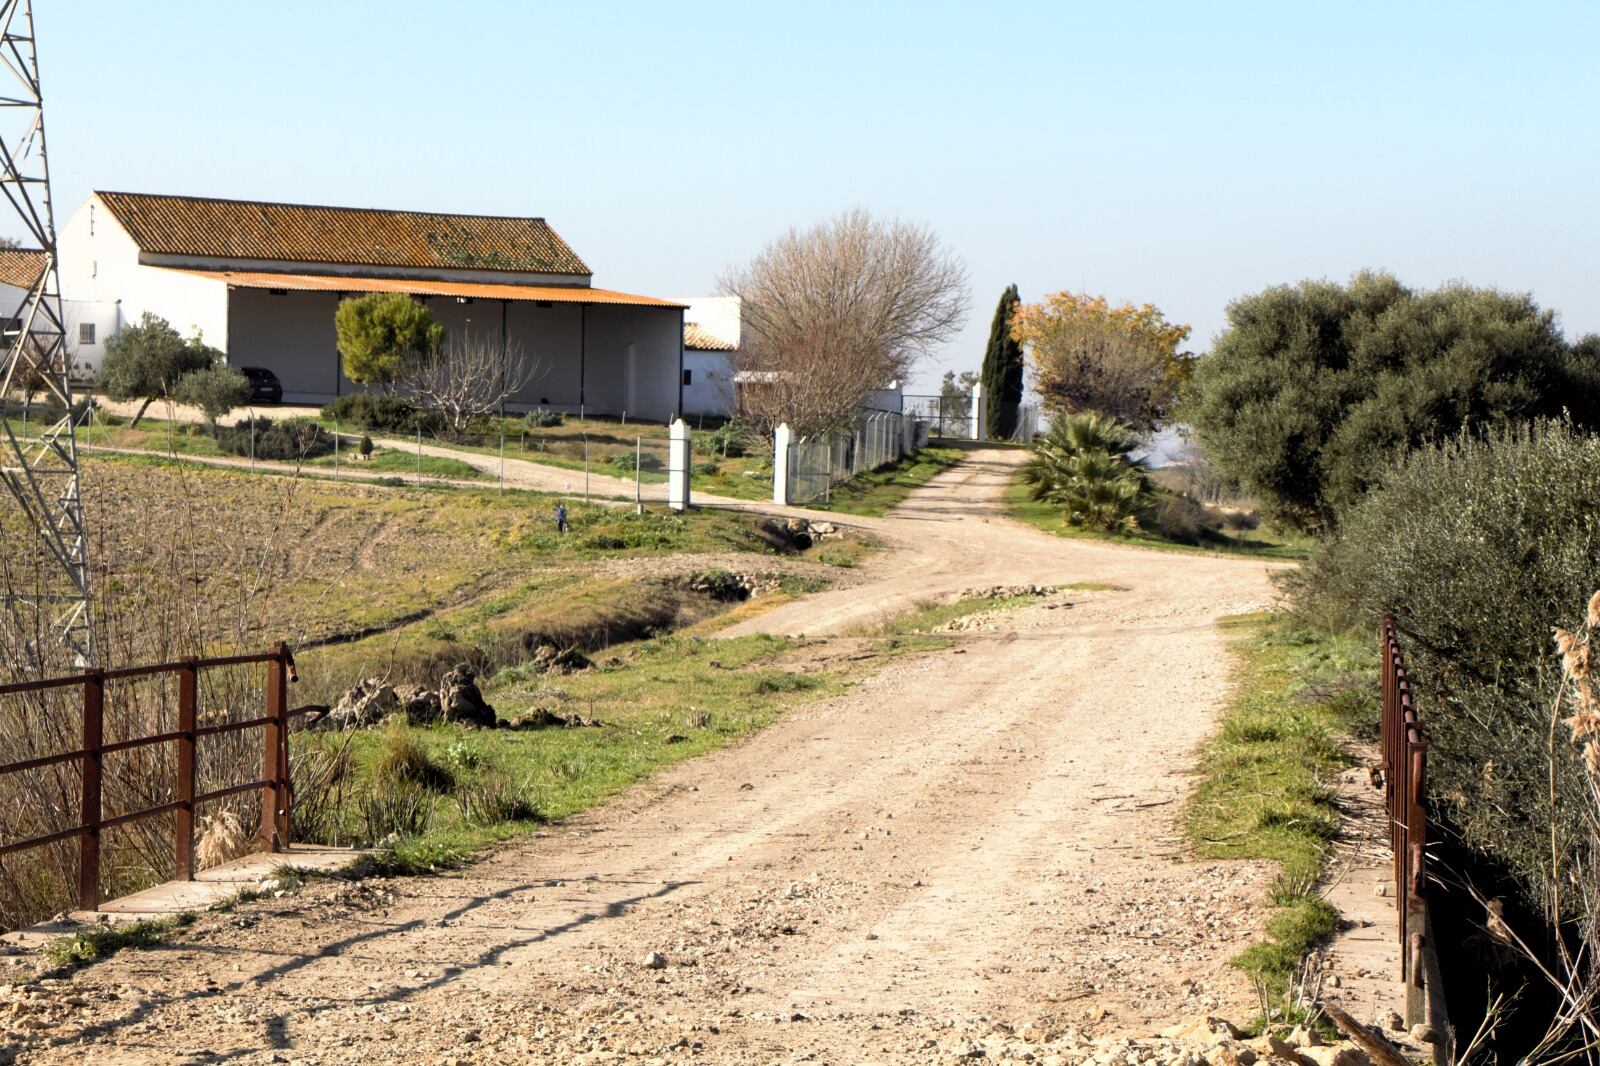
(1184, 271), (1600, 534)
(174, 363), (251, 431)
(720, 209), (968, 437)
(99, 313), (214, 427)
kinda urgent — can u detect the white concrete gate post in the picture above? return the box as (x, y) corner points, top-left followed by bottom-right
(772, 423), (793, 506)
(667, 418), (691, 512)
(970, 383), (987, 441)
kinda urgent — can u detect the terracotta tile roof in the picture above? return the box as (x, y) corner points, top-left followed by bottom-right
(0, 248), (47, 290)
(97, 191), (591, 277)
(683, 323), (736, 351)
(159, 267), (687, 309)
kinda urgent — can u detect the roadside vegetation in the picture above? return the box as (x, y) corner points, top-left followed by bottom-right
(1186, 615), (1372, 1026)
(798, 445), (964, 516)
(1181, 273), (1600, 1057)
(1006, 413), (1307, 559)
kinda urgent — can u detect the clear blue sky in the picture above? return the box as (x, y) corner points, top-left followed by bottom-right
(36, 0), (1600, 392)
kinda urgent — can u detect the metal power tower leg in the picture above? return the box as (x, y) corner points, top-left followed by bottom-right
(0, 0), (91, 667)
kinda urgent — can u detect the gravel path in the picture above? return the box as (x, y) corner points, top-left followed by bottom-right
(7, 448), (1286, 1065)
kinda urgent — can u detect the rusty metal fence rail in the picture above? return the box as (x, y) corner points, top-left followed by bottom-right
(1380, 614), (1429, 991)
(0, 642), (316, 911)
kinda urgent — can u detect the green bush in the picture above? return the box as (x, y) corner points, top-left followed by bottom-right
(321, 393), (435, 432)
(703, 421), (749, 458)
(609, 450), (663, 473)
(1295, 419), (1600, 904)
(1184, 272), (1600, 534)
(523, 407), (563, 428)
(216, 417), (335, 461)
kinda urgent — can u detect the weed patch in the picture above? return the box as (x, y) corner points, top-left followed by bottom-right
(1186, 613), (1373, 1025)
(44, 913), (195, 970)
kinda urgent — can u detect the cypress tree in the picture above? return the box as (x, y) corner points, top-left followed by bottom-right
(980, 284), (1025, 439)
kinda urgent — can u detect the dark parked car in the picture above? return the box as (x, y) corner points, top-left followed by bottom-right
(241, 367), (282, 404)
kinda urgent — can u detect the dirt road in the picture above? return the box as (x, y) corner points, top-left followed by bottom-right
(13, 449), (1284, 1065)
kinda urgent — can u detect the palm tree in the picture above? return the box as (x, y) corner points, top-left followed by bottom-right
(1019, 413), (1149, 533)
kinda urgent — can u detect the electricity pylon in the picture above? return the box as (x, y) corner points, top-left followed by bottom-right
(0, 0), (91, 667)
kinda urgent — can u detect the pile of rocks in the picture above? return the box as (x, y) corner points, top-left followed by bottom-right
(320, 663), (497, 730)
(760, 517), (842, 550)
(960, 583), (1056, 600)
(529, 643), (592, 675)
(684, 570), (781, 602)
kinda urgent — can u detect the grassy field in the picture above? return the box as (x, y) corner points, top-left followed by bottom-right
(73, 412), (486, 480)
(1004, 477), (1312, 560)
(1185, 613), (1373, 1025)
(21, 455), (871, 687)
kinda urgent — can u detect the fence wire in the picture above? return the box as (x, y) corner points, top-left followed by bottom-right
(788, 410), (919, 506)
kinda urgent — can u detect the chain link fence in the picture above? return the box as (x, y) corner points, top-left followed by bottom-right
(903, 393), (974, 439)
(786, 410), (920, 506)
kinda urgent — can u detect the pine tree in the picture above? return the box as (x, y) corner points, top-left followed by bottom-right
(980, 284), (1025, 439)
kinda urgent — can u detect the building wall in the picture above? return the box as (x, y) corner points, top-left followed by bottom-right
(674, 295), (741, 347)
(226, 288), (681, 418)
(682, 351), (733, 416)
(578, 304), (681, 422)
(58, 195), (230, 358)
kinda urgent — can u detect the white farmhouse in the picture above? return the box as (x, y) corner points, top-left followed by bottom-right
(676, 295), (740, 418)
(0, 248), (108, 383)
(57, 192), (688, 419)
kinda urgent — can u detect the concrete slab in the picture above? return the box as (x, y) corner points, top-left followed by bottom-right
(1321, 759), (1409, 1028)
(0, 844), (363, 952)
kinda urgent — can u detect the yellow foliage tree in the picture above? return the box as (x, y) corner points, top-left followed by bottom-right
(1010, 292), (1192, 432)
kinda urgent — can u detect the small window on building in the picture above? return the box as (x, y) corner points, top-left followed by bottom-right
(682, 369), (693, 386)
(78, 323), (95, 346)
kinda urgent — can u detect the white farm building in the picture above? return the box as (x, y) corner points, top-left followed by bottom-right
(58, 192), (689, 420)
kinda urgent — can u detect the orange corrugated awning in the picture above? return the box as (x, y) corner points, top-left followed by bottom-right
(157, 267), (687, 309)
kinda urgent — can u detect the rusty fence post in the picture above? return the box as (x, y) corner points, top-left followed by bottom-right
(79, 669), (104, 911)
(260, 644), (288, 852)
(176, 658), (198, 880)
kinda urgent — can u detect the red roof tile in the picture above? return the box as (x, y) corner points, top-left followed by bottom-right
(98, 191), (590, 277)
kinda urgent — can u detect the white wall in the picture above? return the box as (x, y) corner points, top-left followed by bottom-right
(674, 295), (740, 348)
(580, 304), (682, 422)
(682, 351), (733, 416)
(58, 194), (231, 360)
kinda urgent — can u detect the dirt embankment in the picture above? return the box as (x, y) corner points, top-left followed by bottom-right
(7, 449), (1289, 1065)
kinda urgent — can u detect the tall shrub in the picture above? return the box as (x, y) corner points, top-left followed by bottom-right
(1185, 272), (1600, 534)
(1296, 420), (1600, 900)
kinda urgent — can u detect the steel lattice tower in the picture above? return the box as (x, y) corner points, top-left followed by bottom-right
(0, 0), (90, 666)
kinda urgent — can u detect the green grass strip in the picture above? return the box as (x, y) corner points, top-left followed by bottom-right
(1185, 612), (1375, 1024)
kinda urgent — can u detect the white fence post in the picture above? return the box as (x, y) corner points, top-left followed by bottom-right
(667, 418), (691, 512)
(971, 383), (987, 441)
(772, 423), (792, 506)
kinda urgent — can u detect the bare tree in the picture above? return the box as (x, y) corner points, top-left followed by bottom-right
(720, 208), (968, 436)
(730, 319), (892, 442)
(404, 332), (535, 434)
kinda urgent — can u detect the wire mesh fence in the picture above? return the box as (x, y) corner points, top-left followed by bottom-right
(787, 410), (919, 506)
(902, 393), (974, 439)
